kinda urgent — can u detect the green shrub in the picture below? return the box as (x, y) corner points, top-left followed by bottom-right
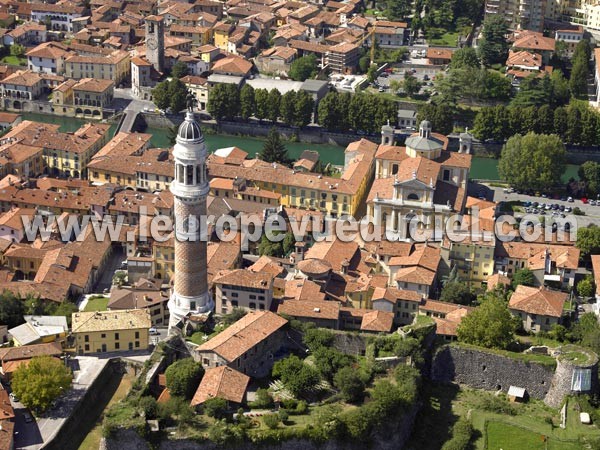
(473, 395), (516, 415)
(138, 396), (158, 419)
(295, 400), (308, 414)
(441, 418), (473, 450)
(263, 413), (280, 429)
(203, 397), (228, 419)
(165, 358), (204, 399)
(278, 409), (289, 423)
(250, 388), (273, 409)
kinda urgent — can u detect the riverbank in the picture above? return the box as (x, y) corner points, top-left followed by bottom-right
(19, 112), (581, 182)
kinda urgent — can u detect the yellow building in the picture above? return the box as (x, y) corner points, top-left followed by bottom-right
(87, 131), (153, 187)
(441, 237), (495, 286)
(64, 50), (130, 85)
(212, 22), (234, 51)
(9, 315), (68, 347)
(153, 237), (175, 281)
(181, 75), (209, 110)
(170, 24), (212, 45)
(72, 309), (151, 354)
(52, 78), (114, 117)
(207, 139), (377, 218)
(1, 120), (110, 179)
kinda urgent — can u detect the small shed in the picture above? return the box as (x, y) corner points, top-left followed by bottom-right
(507, 386), (528, 403)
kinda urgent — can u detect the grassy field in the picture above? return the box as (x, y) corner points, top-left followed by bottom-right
(77, 371), (135, 450)
(84, 296), (109, 312)
(428, 31), (460, 47)
(408, 384), (600, 450)
(1, 55), (26, 66)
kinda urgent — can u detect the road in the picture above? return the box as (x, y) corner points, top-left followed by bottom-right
(95, 246), (125, 293)
(488, 185), (600, 228)
(113, 88), (157, 133)
(14, 357), (110, 450)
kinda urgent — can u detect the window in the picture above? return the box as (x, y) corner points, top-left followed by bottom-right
(115, 333), (119, 340)
(84, 344), (89, 351)
(407, 193), (419, 201)
(135, 331), (139, 339)
(231, 300), (238, 307)
(101, 333), (106, 338)
(249, 302), (256, 309)
(84, 335), (89, 342)
(391, 164), (398, 174)
(249, 294), (256, 300)
(443, 169), (450, 181)
(135, 341), (140, 348)
(115, 342), (120, 349)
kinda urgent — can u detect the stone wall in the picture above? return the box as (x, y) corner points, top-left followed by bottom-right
(431, 345), (555, 399)
(331, 330), (370, 356)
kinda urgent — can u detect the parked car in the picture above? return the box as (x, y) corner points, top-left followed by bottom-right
(568, 197), (574, 202)
(149, 327), (159, 335)
(582, 198), (588, 204)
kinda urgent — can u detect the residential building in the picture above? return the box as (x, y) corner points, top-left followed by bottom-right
(484, 0), (547, 31)
(190, 366), (250, 408)
(87, 132), (153, 187)
(180, 75), (208, 110)
(426, 48), (454, 65)
(255, 46), (298, 75)
(108, 281), (170, 326)
(64, 50), (130, 86)
(368, 21), (408, 48)
(8, 315), (68, 347)
(52, 78), (114, 117)
(0, 113), (20, 131)
(495, 242), (579, 288)
(3, 23), (46, 46)
(555, 26), (584, 58)
(388, 243), (441, 297)
(72, 309), (151, 354)
(326, 42), (360, 73)
(593, 255), (600, 302)
(0, 208), (36, 243)
(0, 71), (44, 108)
(131, 56), (159, 100)
(31, 3), (85, 33)
(214, 269), (274, 314)
(207, 138), (377, 217)
(0, 141), (44, 178)
(195, 311), (288, 377)
(26, 42), (71, 75)
(512, 31), (556, 64)
(441, 236), (496, 286)
(509, 285), (567, 332)
(371, 286), (421, 326)
(0, 341), (62, 380)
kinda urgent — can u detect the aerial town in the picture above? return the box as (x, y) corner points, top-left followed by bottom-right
(0, 0), (598, 449)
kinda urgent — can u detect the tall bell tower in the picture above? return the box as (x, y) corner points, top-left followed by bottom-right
(168, 112), (213, 333)
(145, 15), (165, 73)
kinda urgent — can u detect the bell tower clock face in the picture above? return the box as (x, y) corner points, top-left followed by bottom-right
(147, 37), (158, 50)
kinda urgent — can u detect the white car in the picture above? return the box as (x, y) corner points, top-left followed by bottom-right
(149, 327), (159, 335)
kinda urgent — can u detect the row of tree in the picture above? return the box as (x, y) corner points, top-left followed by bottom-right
(317, 91), (397, 134)
(207, 84), (315, 128)
(472, 101), (600, 146)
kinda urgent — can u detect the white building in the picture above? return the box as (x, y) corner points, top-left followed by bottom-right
(31, 4), (84, 33)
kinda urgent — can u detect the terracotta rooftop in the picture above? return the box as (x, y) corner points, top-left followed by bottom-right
(190, 365), (250, 406)
(196, 311), (287, 362)
(0, 341), (62, 362)
(277, 299), (340, 320)
(360, 310), (393, 332)
(509, 285), (567, 318)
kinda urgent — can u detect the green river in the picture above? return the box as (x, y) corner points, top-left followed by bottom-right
(21, 112), (581, 182)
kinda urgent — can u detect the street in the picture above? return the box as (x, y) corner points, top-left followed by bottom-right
(14, 357), (110, 450)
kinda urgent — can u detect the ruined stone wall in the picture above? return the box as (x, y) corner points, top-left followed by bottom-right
(431, 345), (555, 399)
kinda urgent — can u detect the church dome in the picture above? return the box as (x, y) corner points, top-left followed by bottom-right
(177, 112), (203, 143)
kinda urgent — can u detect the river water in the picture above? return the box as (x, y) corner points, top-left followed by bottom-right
(21, 113), (580, 182)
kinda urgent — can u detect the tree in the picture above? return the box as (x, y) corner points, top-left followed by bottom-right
(450, 47), (480, 69)
(577, 225), (600, 258)
(498, 132), (566, 191)
(207, 83), (238, 121)
(0, 292), (25, 328)
(10, 44), (25, 58)
(254, 88), (269, 122)
(168, 78), (188, 113)
(440, 282), (475, 305)
(203, 397), (228, 419)
(257, 233), (284, 257)
(151, 80), (171, 110)
(272, 355), (320, 398)
(293, 90), (314, 127)
(313, 347), (354, 382)
(239, 84), (255, 121)
(317, 91), (350, 132)
(579, 161), (600, 196)
(267, 89), (281, 123)
(384, 0), (411, 20)
(171, 61), (189, 79)
(570, 40), (591, 99)
(358, 55), (370, 73)
(367, 64), (379, 83)
(478, 15), (509, 66)
(289, 54), (317, 81)
(302, 327), (334, 351)
(259, 127), (290, 165)
(139, 396), (158, 419)
(165, 358), (204, 399)
(282, 232), (296, 255)
(512, 268), (535, 288)
(53, 301), (78, 326)
(279, 90), (296, 126)
(417, 103), (454, 135)
(456, 293), (518, 350)
(578, 275), (595, 298)
(12, 356), (72, 413)
(334, 366), (365, 403)
(403, 71), (422, 97)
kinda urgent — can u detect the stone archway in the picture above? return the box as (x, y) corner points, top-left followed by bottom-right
(12, 100), (21, 109)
